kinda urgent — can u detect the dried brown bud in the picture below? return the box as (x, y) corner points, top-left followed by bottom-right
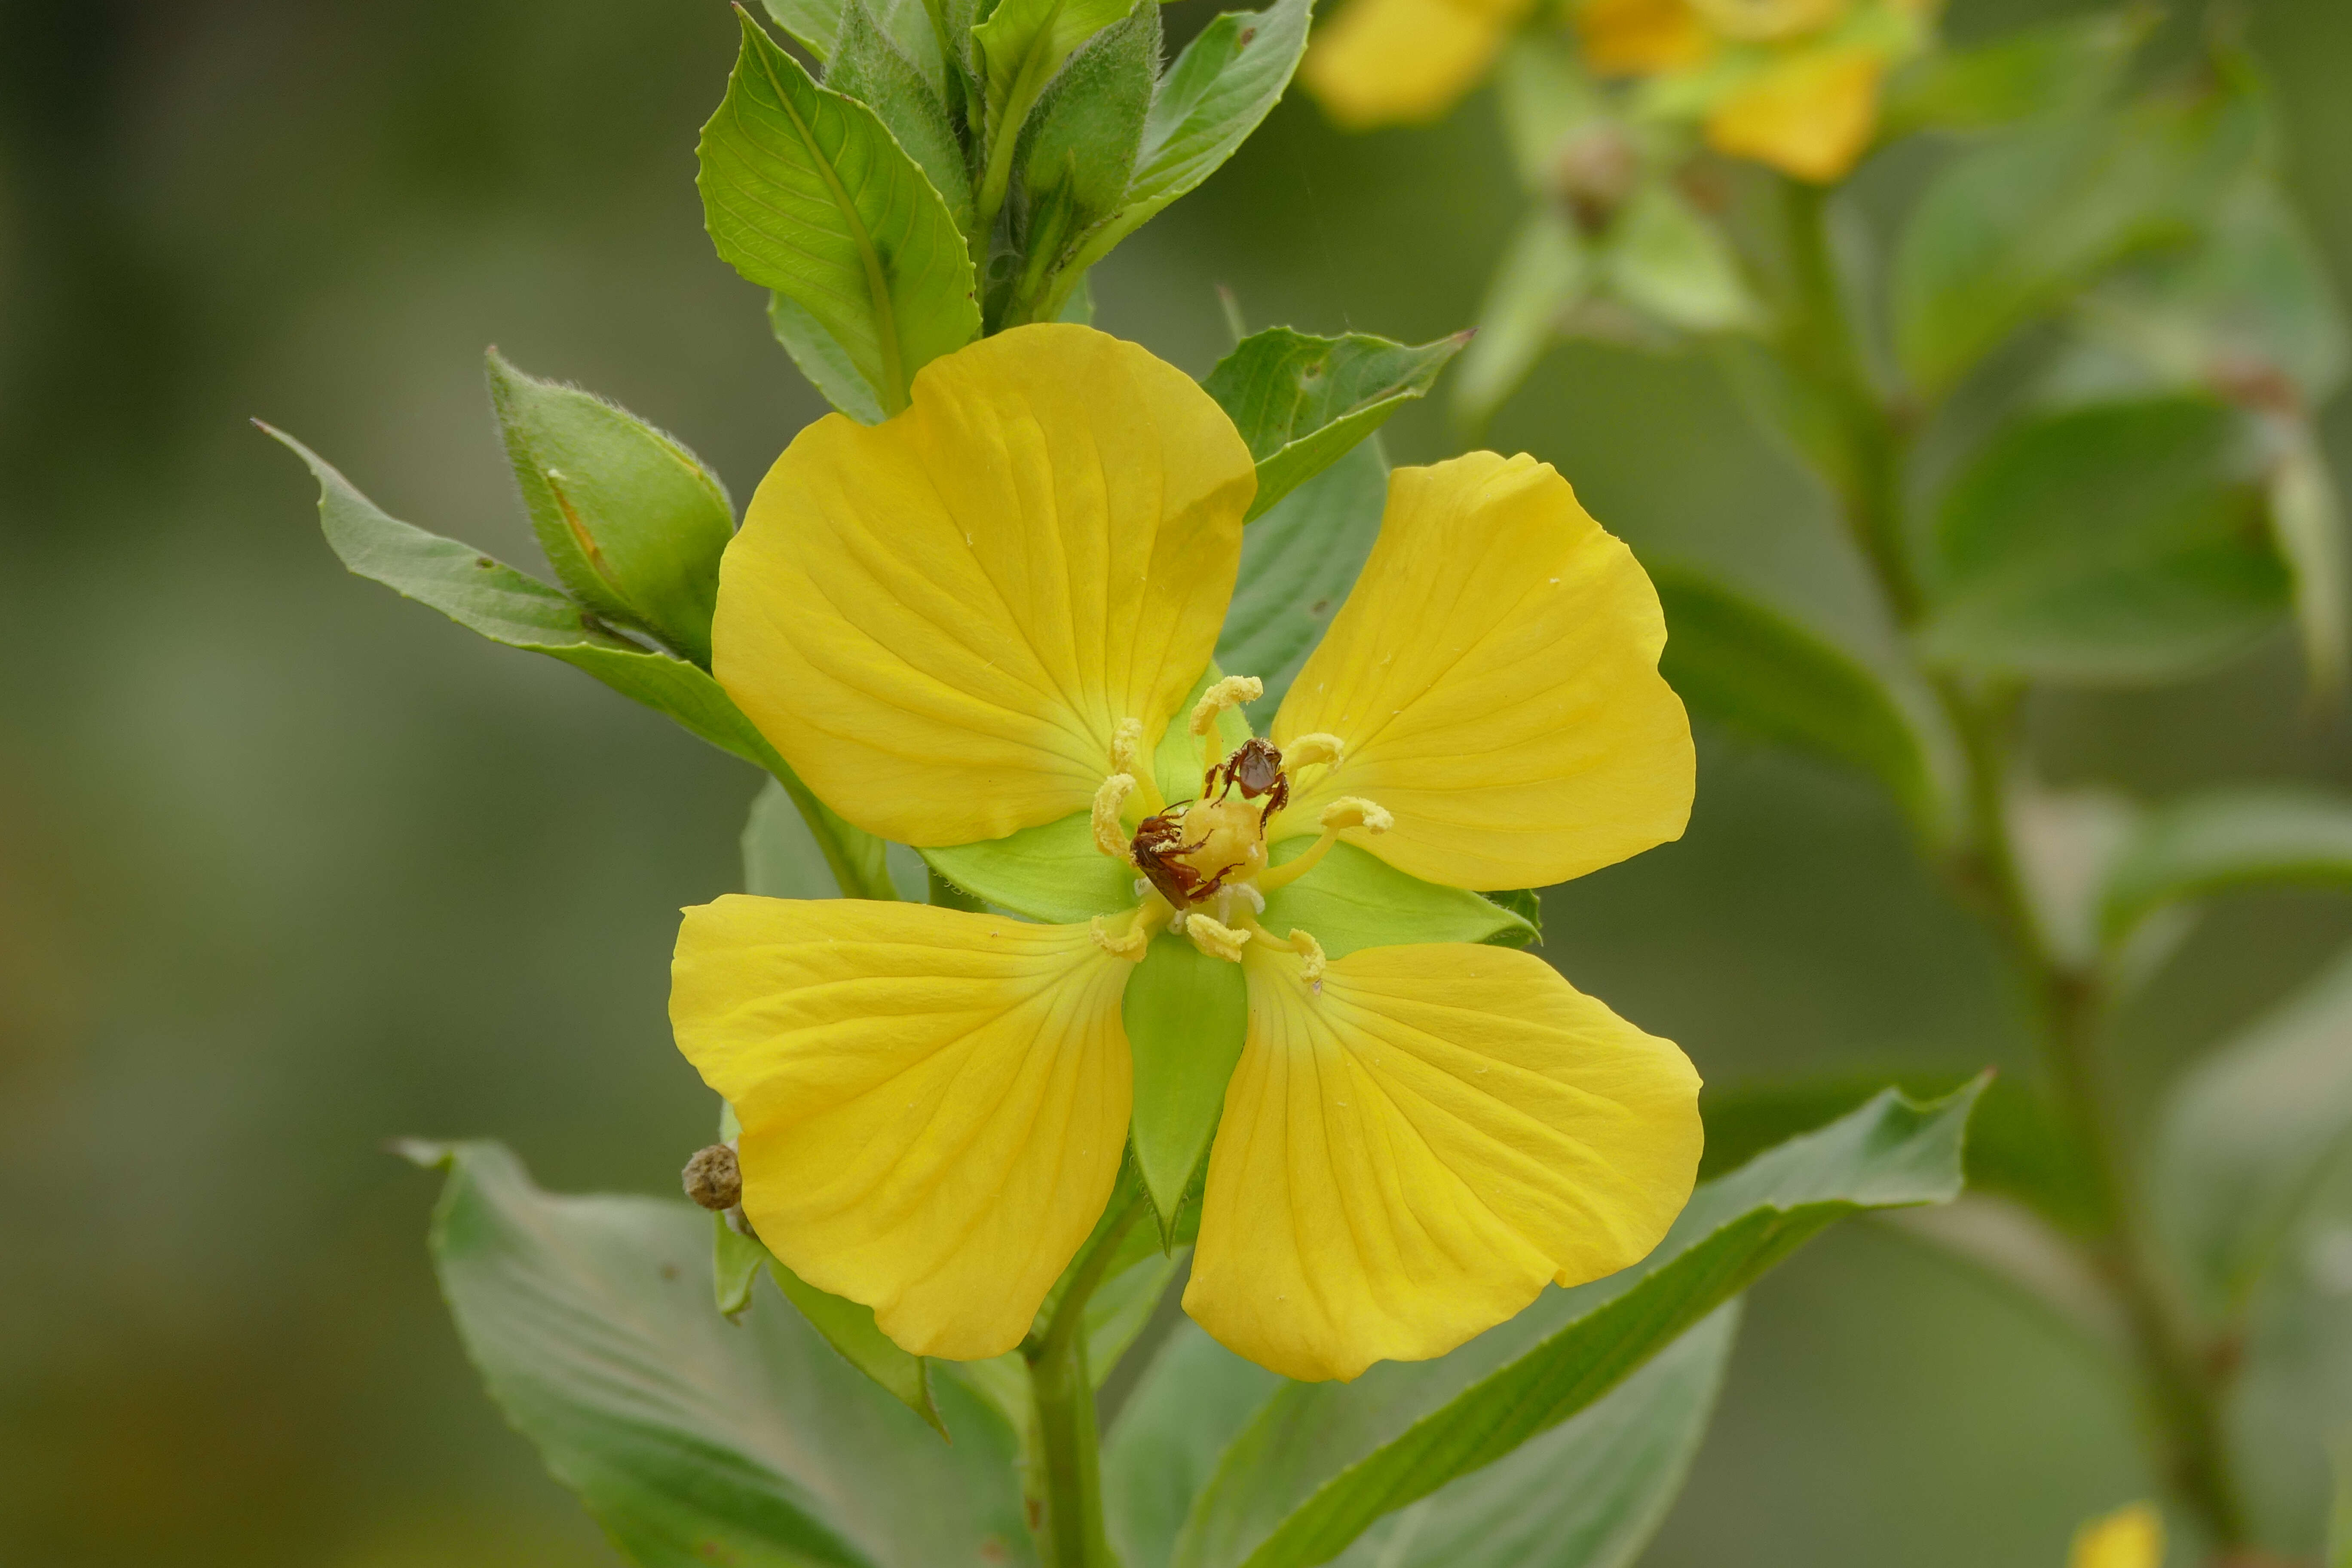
(681, 1143), (741, 1211)
(1553, 125), (1642, 236)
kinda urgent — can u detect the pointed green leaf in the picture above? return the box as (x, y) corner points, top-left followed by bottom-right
(2155, 943), (2352, 1311)
(768, 1251), (949, 1436)
(1124, 934), (1249, 1231)
(1876, 11), (2141, 139)
(768, 290), (891, 424)
(1920, 396), (2289, 684)
(402, 1140), (1026, 1566)
(1652, 565), (1951, 840)
(1259, 840), (1530, 959)
(1321, 1305), (1737, 1568)
(1204, 328), (1465, 521)
(268, 426), (894, 901)
(1171, 1082), (1981, 1568)
(973, 0), (1133, 134)
(1455, 210), (1587, 432)
(1217, 435), (1386, 723)
(764, 0), (847, 58)
(1053, 0), (1314, 294)
(2099, 784), (2352, 944)
(700, 13), (979, 416)
(485, 351), (735, 667)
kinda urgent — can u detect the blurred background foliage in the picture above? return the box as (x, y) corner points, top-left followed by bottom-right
(3, 0), (2349, 1563)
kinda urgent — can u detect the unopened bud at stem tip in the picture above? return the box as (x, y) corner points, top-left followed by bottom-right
(682, 1143), (742, 1211)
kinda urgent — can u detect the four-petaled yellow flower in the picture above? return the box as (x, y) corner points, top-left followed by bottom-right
(669, 323), (1703, 1382)
(1304, 0), (1929, 184)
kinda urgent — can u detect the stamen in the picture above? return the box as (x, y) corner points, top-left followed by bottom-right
(1287, 928), (1328, 988)
(1190, 675), (1263, 775)
(1254, 793), (1393, 895)
(1284, 732), (1345, 773)
(1110, 717), (1146, 775)
(1184, 911), (1251, 963)
(1234, 882), (1265, 915)
(1090, 913), (1147, 960)
(1092, 773), (1137, 861)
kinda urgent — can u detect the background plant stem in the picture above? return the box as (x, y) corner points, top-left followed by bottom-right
(1776, 177), (2254, 1556)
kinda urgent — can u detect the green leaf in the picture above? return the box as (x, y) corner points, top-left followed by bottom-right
(1052, 0), (1314, 294)
(828, 0), (976, 234)
(973, 0), (1133, 136)
(1171, 1082), (1981, 1568)
(1108, 1324), (1286, 1568)
(1014, 0), (1159, 304)
(485, 352), (736, 668)
(1203, 328), (1466, 521)
(700, 13), (979, 417)
(1454, 210), (1586, 432)
(1124, 934), (1249, 1233)
(764, 0), (848, 58)
(2098, 784), (2352, 945)
(1695, 1069), (2100, 1237)
(1259, 840), (1531, 959)
(1891, 88), (2260, 398)
(270, 427), (895, 901)
(743, 775), (854, 898)
(1600, 181), (1758, 336)
(1321, 1306), (1737, 1568)
(768, 289), (891, 423)
(1876, 11), (2141, 140)
(1919, 396), (2289, 684)
(2153, 942), (2352, 1309)
(767, 1252), (948, 1436)
(1653, 565), (1950, 839)
(923, 811), (1136, 922)
(1217, 436), (1387, 723)
(715, 1212), (769, 1319)
(403, 1140), (1026, 1567)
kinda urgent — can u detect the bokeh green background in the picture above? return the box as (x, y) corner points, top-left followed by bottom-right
(5, 0), (2349, 1562)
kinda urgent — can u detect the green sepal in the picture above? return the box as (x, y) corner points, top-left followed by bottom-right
(923, 811), (1134, 923)
(1203, 327), (1465, 522)
(267, 426), (894, 901)
(700, 11), (979, 417)
(1480, 888), (1542, 946)
(1259, 840), (1532, 959)
(1217, 435), (1387, 726)
(714, 1211), (770, 1320)
(1123, 934), (1249, 1240)
(485, 350), (735, 668)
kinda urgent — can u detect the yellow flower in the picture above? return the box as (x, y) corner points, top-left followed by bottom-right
(670, 324), (1702, 1382)
(1582, 0), (1929, 182)
(2068, 1504), (2163, 1568)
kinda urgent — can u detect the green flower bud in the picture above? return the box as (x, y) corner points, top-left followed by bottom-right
(487, 350), (735, 667)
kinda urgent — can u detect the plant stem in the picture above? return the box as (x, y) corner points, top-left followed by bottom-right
(1776, 177), (2252, 1554)
(1023, 1191), (1147, 1568)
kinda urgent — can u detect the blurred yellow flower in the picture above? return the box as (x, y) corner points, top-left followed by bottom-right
(669, 324), (1703, 1382)
(1304, 0), (1927, 183)
(2069, 1503), (2164, 1568)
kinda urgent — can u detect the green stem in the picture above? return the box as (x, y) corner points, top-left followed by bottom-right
(1023, 1191), (1146, 1568)
(1777, 177), (2251, 1555)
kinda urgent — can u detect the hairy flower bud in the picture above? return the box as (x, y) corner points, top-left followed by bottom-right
(681, 1143), (742, 1211)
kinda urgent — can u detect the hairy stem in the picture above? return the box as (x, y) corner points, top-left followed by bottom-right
(1777, 177), (2251, 1553)
(1023, 1191), (1146, 1568)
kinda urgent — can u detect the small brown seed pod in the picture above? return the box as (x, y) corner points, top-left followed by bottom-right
(681, 1143), (742, 1211)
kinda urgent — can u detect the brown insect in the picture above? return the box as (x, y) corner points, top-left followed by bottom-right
(1207, 736), (1287, 824)
(1130, 804), (1247, 908)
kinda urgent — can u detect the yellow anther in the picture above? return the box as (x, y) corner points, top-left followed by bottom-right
(1284, 732), (1345, 772)
(1110, 717), (1146, 775)
(1319, 796), (1393, 834)
(1090, 913), (1148, 960)
(1092, 773), (1137, 861)
(1184, 911), (1252, 963)
(1287, 927), (1327, 986)
(1189, 675), (1264, 737)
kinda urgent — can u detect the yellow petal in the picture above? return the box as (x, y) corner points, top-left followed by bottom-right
(1704, 44), (1885, 182)
(714, 325), (1256, 848)
(2068, 1504), (2163, 1568)
(1302, 0), (1528, 129)
(1577, 0), (1717, 76)
(1271, 452), (1694, 891)
(671, 895), (1134, 1359)
(1184, 943), (1701, 1381)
